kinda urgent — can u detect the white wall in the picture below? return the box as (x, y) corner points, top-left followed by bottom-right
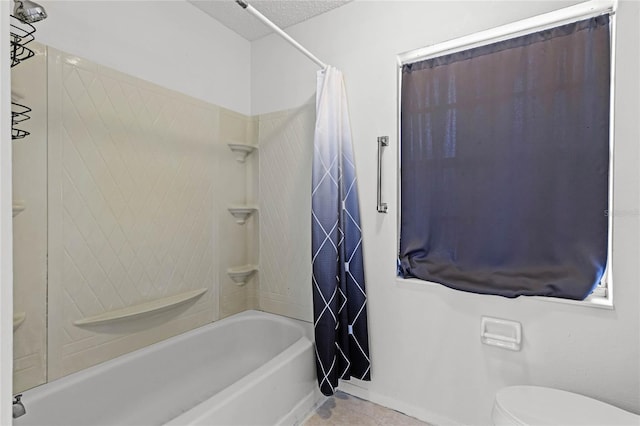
(37, 1), (251, 115)
(251, 1), (640, 424)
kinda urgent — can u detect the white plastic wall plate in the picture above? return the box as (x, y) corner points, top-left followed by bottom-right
(480, 316), (522, 351)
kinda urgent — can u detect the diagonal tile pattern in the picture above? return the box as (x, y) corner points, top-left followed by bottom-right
(12, 42), (48, 393)
(312, 67), (370, 396)
(48, 50), (220, 378)
(258, 104), (316, 321)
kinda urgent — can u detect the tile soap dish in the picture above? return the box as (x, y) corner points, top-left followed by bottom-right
(228, 207), (257, 225)
(227, 265), (258, 286)
(227, 143), (257, 163)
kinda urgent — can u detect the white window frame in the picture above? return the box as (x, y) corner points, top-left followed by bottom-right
(395, 0), (617, 309)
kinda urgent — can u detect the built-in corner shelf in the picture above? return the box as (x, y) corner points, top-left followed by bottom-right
(227, 265), (258, 286)
(12, 201), (25, 217)
(228, 143), (257, 163)
(13, 312), (26, 332)
(73, 288), (208, 327)
(228, 206), (257, 225)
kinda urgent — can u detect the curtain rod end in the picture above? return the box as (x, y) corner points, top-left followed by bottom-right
(235, 0), (248, 9)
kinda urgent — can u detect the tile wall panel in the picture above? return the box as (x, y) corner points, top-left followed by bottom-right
(258, 103), (315, 321)
(47, 48), (223, 379)
(12, 43), (48, 393)
(218, 109), (259, 319)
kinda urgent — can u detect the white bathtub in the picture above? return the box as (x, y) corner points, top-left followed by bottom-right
(14, 310), (322, 426)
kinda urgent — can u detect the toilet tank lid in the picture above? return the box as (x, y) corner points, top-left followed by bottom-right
(494, 386), (638, 426)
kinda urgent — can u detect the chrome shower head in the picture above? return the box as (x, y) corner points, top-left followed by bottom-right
(13, 0), (47, 24)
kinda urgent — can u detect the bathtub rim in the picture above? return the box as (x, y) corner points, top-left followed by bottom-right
(16, 310), (312, 404)
(164, 333), (316, 425)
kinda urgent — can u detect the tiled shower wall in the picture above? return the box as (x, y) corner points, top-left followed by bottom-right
(218, 110), (260, 319)
(13, 43), (312, 392)
(12, 46), (258, 391)
(257, 103), (315, 322)
(12, 44), (47, 393)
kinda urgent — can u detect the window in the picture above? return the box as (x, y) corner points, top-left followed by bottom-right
(398, 10), (613, 301)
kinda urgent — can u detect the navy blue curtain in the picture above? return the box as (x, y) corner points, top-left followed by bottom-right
(312, 67), (370, 396)
(399, 16), (610, 300)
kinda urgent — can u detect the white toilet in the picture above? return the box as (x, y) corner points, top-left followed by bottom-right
(492, 386), (640, 425)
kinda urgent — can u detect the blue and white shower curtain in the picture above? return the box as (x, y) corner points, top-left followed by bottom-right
(312, 66), (370, 396)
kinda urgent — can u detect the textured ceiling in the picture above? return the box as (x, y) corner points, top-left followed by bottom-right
(189, 0), (352, 41)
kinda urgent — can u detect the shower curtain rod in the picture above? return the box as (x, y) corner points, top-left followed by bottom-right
(235, 0), (328, 69)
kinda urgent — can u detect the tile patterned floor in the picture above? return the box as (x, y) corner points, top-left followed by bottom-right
(303, 391), (429, 426)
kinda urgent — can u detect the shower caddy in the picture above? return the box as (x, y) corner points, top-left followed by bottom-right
(11, 9), (46, 333)
(10, 14), (38, 140)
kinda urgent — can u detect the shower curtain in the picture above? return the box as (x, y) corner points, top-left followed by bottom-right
(312, 66), (370, 396)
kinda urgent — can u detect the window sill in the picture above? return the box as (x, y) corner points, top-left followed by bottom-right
(395, 277), (614, 310)
(531, 292), (613, 310)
